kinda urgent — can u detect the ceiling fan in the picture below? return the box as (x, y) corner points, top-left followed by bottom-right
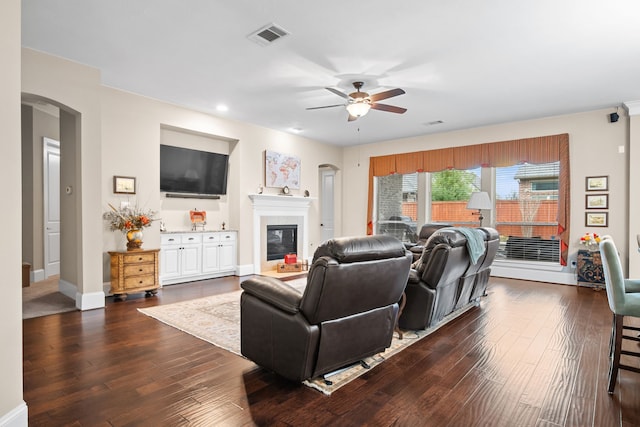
(307, 81), (407, 121)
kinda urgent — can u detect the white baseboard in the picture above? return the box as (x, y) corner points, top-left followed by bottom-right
(77, 290), (106, 310)
(0, 401), (28, 427)
(58, 278), (77, 300)
(59, 278), (105, 310)
(236, 263), (255, 277)
(32, 269), (45, 283)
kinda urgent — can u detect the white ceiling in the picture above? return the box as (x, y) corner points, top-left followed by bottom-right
(21, 0), (640, 146)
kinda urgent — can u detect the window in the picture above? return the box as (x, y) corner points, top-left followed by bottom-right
(495, 162), (560, 263)
(430, 168), (480, 227)
(531, 180), (558, 193)
(367, 134), (569, 268)
(375, 173), (418, 243)
(375, 162), (561, 264)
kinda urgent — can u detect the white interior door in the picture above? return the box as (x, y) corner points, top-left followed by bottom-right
(320, 168), (335, 243)
(43, 137), (61, 278)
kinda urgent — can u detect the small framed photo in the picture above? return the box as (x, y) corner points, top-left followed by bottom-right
(113, 176), (136, 194)
(586, 175), (608, 191)
(585, 194), (608, 209)
(585, 212), (608, 227)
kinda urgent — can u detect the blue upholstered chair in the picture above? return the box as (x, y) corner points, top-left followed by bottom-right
(599, 238), (640, 393)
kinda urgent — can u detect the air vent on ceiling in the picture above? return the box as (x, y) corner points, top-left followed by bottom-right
(248, 23), (290, 46)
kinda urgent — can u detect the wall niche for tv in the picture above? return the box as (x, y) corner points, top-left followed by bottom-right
(159, 125), (235, 199)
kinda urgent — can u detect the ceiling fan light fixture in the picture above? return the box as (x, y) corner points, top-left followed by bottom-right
(346, 101), (371, 118)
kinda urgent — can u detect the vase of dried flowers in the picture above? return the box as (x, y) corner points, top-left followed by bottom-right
(103, 203), (156, 251)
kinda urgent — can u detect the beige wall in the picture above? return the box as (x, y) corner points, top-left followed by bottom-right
(21, 48), (344, 290)
(21, 45), (635, 282)
(21, 105), (59, 275)
(99, 85), (343, 274)
(626, 103), (640, 276)
(21, 105), (34, 269)
(0, 0), (26, 423)
(342, 109), (629, 272)
(22, 48), (104, 308)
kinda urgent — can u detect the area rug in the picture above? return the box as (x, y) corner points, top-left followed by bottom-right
(138, 279), (475, 395)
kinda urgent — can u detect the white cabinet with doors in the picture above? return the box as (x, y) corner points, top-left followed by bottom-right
(161, 231), (236, 285)
(202, 232), (237, 274)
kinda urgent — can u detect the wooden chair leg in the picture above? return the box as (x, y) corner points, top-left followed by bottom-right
(608, 314), (624, 394)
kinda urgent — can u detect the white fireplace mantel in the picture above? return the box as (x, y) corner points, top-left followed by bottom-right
(248, 193), (313, 209)
(249, 194), (314, 274)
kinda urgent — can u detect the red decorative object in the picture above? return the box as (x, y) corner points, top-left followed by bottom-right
(284, 253), (297, 264)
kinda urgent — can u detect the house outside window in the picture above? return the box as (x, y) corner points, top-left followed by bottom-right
(375, 173), (418, 243)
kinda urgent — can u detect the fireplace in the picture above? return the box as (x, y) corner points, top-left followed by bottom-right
(249, 194), (313, 274)
(266, 225), (298, 261)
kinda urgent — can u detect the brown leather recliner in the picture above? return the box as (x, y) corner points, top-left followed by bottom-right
(240, 235), (412, 382)
(398, 227), (499, 330)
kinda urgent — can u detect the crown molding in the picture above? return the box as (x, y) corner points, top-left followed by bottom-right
(623, 100), (640, 116)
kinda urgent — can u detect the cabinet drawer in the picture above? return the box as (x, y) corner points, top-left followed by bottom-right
(161, 234), (181, 245)
(181, 234), (202, 244)
(123, 263), (155, 277)
(123, 274), (156, 288)
(123, 252), (156, 264)
(219, 232), (236, 242)
(203, 233), (220, 243)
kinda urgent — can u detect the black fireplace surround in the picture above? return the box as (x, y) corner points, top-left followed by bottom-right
(266, 225), (298, 261)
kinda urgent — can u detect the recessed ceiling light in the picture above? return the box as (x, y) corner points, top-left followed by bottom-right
(290, 127), (303, 133)
(216, 104), (229, 112)
(424, 120), (444, 126)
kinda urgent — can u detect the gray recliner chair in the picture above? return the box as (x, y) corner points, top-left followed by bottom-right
(240, 235), (412, 382)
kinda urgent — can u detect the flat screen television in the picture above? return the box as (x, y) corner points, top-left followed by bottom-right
(160, 144), (229, 196)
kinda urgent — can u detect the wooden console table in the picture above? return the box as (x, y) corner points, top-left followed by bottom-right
(109, 249), (160, 300)
(577, 249), (605, 289)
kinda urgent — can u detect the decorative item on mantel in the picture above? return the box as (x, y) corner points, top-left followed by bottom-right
(579, 232), (601, 251)
(103, 203), (157, 251)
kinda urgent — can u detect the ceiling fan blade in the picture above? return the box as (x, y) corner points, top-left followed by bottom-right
(306, 104), (345, 110)
(326, 87), (351, 100)
(369, 88), (405, 102)
(347, 113), (359, 122)
(371, 103), (407, 114)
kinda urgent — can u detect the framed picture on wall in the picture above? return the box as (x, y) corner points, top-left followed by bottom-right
(265, 150), (301, 189)
(585, 194), (608, 209)
(585, 212), (608, 227)
(113, 176), (136, 194)
(586, 175), (608, 191)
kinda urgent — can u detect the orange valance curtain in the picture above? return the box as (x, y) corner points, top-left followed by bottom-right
(366, 133), (570, 265)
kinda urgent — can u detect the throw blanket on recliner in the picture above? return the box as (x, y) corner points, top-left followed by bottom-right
(453, 227), (485, 264)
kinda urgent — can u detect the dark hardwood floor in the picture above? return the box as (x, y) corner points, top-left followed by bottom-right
(23, 276), (640, 426)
